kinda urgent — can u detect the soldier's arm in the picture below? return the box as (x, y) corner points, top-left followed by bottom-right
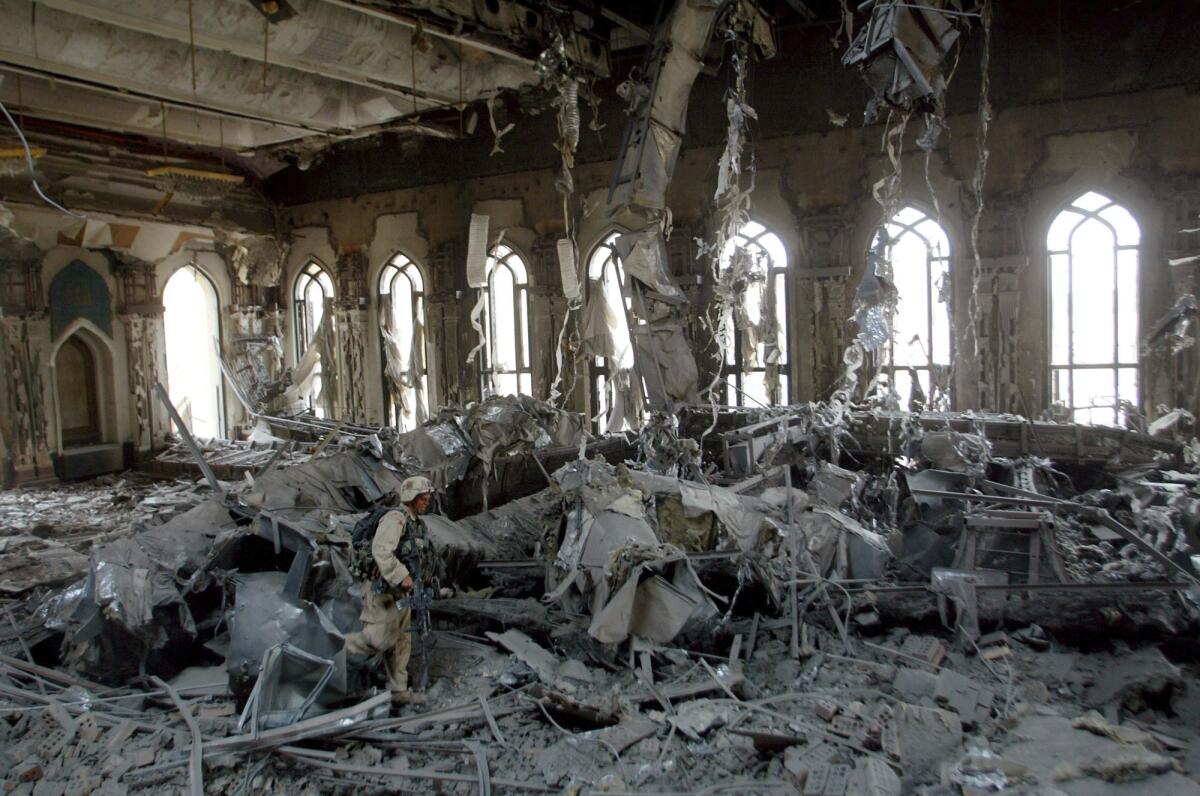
(372, 513), (411, 588)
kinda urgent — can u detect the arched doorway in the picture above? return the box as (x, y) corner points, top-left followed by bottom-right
(55, 336), (101, 447)
(163, 264), (224, 438)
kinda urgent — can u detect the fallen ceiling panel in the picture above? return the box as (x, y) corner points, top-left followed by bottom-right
(0, 0), (539, 152)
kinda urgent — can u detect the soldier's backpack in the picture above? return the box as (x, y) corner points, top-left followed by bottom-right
(348, 504), (394, 585)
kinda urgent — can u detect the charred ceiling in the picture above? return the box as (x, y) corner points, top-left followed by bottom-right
(262, 0), (1200, 207)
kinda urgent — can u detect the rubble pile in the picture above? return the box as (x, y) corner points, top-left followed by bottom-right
(2, 403), (1200, 795)
(0, 475), (211, 600)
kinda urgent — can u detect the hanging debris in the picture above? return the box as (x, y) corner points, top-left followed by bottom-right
(841, 0), (976, 123)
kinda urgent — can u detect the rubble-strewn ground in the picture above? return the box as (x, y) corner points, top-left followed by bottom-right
(2, 400), (1199, 795)
(0, 476), (212, 602)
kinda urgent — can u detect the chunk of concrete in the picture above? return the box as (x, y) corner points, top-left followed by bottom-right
(1083, 647), (1183, 711)
(846, 757), (901, 796)
(892, 667), (938, 702)
(934, 668), (995, 727)
(486, 629), (559, 684)
(882, 702), (962, 778)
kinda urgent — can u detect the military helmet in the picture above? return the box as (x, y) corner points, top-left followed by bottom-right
(399, 475), (435, 503)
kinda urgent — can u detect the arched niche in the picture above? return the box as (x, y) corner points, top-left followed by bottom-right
(49, 319), (118, 451)
(55, 337), (100, 446)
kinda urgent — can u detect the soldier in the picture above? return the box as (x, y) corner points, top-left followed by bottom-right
(346, 475), (436, 706)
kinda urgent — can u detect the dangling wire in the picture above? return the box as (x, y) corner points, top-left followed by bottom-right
(966, 0), (993, 370)
(699, 8), (757, 441)
(0, 99), (83, 218)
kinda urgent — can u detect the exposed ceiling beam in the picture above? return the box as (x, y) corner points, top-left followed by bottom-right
(317, 0), (536, 67)
(31, 0), (455, 108)
(599, 8), (653, 43)
(782, 0), (819, 22)
(0, 62), (324, 141)
(0, 52), (338, 136)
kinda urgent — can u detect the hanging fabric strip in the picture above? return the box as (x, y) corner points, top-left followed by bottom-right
(466, 214), (490, 288)
(465, 288), (490, 393)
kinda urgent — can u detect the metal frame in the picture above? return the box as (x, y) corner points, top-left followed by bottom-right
(378, 253), (428, 429)
(293, 259), (335, 413)
(479, 244), (531, 397)
(293, 259), (335, 356)
(1047, 192), (1141, 425)
(721, 221), (790, 407)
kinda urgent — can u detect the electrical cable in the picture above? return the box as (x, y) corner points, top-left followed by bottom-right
(0, 97), (84, 218)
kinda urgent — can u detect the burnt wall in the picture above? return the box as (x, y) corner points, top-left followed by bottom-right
(275, 13), (1200, 426)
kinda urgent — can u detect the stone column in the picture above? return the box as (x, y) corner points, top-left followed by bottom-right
(794, 207), (857, 401)
(424, 240), (464, 407)
(1159, 180), (1200, 419)
(334, 248), (370, 423)
(0, 258), (51, 485)
(225, 281), (286, 430)
(968, 195), (1028, 415)
(531, 237), (563, 401)
(113, 255), (164, 453)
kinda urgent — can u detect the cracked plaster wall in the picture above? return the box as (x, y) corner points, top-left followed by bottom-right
(280, 83), (1200, 425)
(0, 220), (248, 484)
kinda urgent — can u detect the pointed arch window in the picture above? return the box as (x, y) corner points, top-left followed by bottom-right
(719, 221), (789, 407)
(293, 260), (335, 415)
(1048, 191), (1140, 425)
(872, 206), (952, 407)
(163, 264), (224, 438)
(379, 254), (428, 430)
(587, 232), (638, 432)
(481, 244), (531, 397)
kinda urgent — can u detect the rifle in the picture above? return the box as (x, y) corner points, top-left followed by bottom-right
(395, 557), (434, 691)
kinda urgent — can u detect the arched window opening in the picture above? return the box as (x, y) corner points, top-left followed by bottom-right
(719, 221), (789, 407)
(164, 264), (224, 439)
(481, 244), (531, 398)
(587, 233), (638, 432)
(56, 336), (100, 447)
(379, 254), (428, 431)
(293, 260), (335, 416)
(872, 206), (952, 407)
(1048, 192), (1140, 426)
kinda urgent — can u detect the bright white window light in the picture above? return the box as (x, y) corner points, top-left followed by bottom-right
(481, 244), (531, 397)
(379, 254), (428, 430)
(293, 260), (335, 417)
(718, 221), (790, 407)
(587, 233), (637, 432)
(872, 206), (952, 406)
(163, 264), (223, 438)
(1048, 192), (1140, 426)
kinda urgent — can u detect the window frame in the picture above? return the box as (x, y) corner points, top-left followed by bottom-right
(378, 253), (428, 430)
(1046, 191), (1141, 426)
(719, 221), (791, 407)
(163, 262), (226, 437)
(586, 232), (634, 432)
(293, 259), (335, 355)
(872, 205), (953, 407)
(292, 259), (335, 414)
(479, 244), (532, 398)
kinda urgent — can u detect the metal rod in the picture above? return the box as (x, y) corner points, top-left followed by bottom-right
(284, 751), (553, 791)
(154, 382), (224, 495)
